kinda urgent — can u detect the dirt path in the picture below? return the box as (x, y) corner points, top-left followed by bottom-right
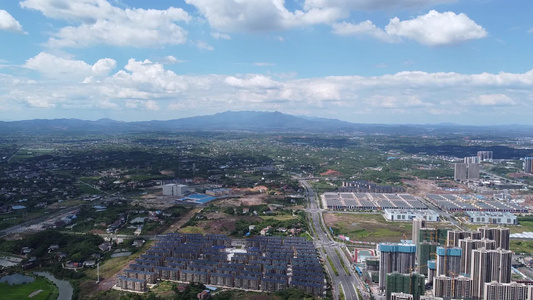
(96, 258), (138, 292)
(164, 207), (202, 233)
(28, 289), (43, 298)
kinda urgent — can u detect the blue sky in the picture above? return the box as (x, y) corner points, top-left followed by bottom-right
(0, 0), (532, 124)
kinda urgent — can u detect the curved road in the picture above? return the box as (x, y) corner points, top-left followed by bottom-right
(300, 179), (360, 300)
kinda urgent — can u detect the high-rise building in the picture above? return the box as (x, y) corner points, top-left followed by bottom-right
(447, 230), (482, 247)
(418, 228), (448, 245)
(433, 275), (472, 299)
(471, 247), (512, 300)
(465, 156), (480, 164)
(162, 183), (189, 197)
(433, 276), (453, 298)
(478, 226), (510, 250)
(454, 161), (480, 181)
(524, 157), (533, 174)
(489, 248), (512, 283)
(484, 281), (529, 300)
(471, 248), (492, 300)
(412, 218), (426, 246)
(417, 241), (438, 276)
(386, 272), (425, 300)
(459, 238), (496, 275)
(454, 163), (468, 181)
(379, 243), (417, 292)
(477, 151), (493, 162)
(435, 247), (461, 277)
(454, 276), (473, 299)
(427, 260), (436, 285)
(468, 163), (480, 181)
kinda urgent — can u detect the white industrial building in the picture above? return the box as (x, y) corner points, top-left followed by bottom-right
(162, 184), (189, 197)
(383, 209), (440, 222)
(466, 211), (517, 225)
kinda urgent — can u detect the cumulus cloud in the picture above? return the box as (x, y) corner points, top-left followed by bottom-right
(24, 52), (116, 80)
(3, 54), (533, 121)
(0, 9), (25, 33)
(225, 74), (280, 89)
(185, 0), (347, 32)
(304, 0), (455, 11)
(385, 10), (487, 46)
(20, 0), (190, 48)
(332, 21), (398, 42)
(333, 10), (486, 46)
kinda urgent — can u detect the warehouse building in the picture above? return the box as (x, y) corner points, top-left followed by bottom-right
(383, 209), (440, 222)
(467, 211), (517, 225)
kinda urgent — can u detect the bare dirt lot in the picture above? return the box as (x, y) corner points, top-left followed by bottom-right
(402, 178), (465, 196)
(216, 193), (267, 207)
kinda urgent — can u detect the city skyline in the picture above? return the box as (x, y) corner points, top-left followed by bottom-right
(0, 0), (532, 124)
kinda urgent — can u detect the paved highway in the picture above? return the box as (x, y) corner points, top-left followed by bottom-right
(0, 206), (81, 238)
(300, 179), (361, 300)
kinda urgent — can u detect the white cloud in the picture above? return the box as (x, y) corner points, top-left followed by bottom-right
(97, 100), (119, 109)
(367, 95), (430, 108)
(385, 10), (487, 46)
(20, 0), (190, 48)
(185, 0), (347, 32)
(528, 28), (533, 34)
(332, 21), (398, 42)
(333, 10), (487, 46)
(254, 62), (275, 67)
(304, 0), (455, 11)
(92, 58), (116, 76)
(24, 52), (116, 80)
(4, 54), (533, 122)
(145, 100), (160, 111)
(196, 41), (214, 51)
(225, 75), (280, 89)
(469, 94), (516, 106)
(160, 56), (186, 65)
(0, 9), (24, 33)
(211, 32), (231, 40)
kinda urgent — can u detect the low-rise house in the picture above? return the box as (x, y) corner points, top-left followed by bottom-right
(83, 260), (97, 268)
(48, 244), (59, 252)
(99, 242), (112, 252)
(132, 240), (144, 247)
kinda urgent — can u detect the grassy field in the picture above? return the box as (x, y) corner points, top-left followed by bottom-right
(323, 213), (413, 243)
(0, 276), (58, 300)
(85, 241), (154, 281)
(260, 215), (297, 221)
(178, 226), (206, 234)
(9, 149), (55, 162)
(514, 218), (533, 233)
(510, 240), (533, 254)
(151, 281), (176, 299)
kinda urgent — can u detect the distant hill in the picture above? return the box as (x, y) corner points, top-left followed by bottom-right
(133, 111), (355, 132)
(0, 111), (532, 136)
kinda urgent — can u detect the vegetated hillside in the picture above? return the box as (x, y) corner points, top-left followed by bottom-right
(1, 111), (533, 136)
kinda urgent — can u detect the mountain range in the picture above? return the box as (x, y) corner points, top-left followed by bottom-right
(0, 111), (532, 136)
